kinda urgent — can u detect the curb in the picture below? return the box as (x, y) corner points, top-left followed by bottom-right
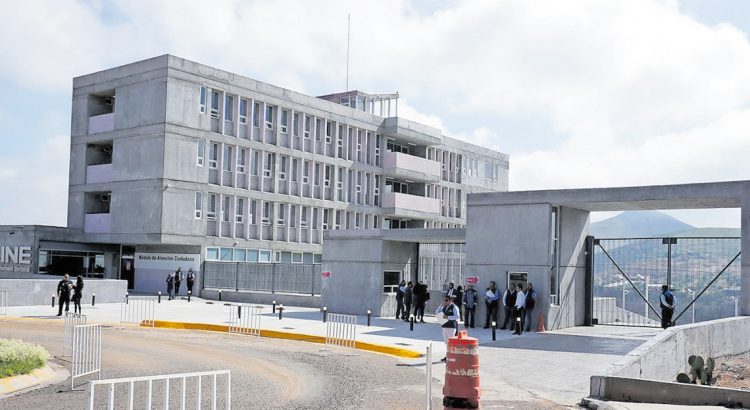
(0, 362), (68, 397)
(145, 320), (423, 358)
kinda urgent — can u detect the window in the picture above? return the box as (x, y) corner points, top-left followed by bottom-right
(235, 197), (244, 223)
(199, 86), (207, 114)
(251, 151), (260, 176)
(356, 130), (362, 162)
(324, 165), (332, 187)
(220, 248), (233, 261)
(265, 105), (274, 130)
(252, 102), (260, 127)
(292, 252), (303, 263)
(223, 146), (232, 172)
(280, 110), (288, 133)
(197, 140), (205, 166)
(374, 175), (380, 206)
(239, 99), (248, 124)
(322, 209), (330, 230)
(314, 163), (321, 186)
(279, 156), (287, 180)
(206, 247), (219, 260)
(258, 250), (272, 263)
(224, 95), (234, 121)
(262, 201), (271, 225)
(291, 158), (298, 182)
(208, 143), (218, 169)
(207, 193), (217, 219)
(194, 192), (202, 219)
(312, 208), (319, 229)
(550, 206), (560, 303)
(315, 119), (322, 142)
(237, 148), (246, 173)
(300, 206), (308, 228)
(303, 116), (311, 139)
(277, 203), (286, 225)
(263, 153), (274, 178)
(233, 249), (246, 262)
(221, 195), (231, 222)
(375, 134), (381, 165)
(210, 91), (220, 118)
(325, 121), (333, 143)
(383, 271), (401, 293)
(293, 113), (300, 136)
(335, 210), (342, 230)
(302, 161), (309, 184)
(337, 127), (344, 157)
(249, 200), (256, 224)
(289, 205), (296, 227)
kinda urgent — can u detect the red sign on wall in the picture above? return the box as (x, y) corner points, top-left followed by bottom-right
(466, 276), (479, 284)
(322, 271), (331, 278)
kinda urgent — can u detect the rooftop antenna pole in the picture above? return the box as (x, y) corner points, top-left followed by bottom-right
(346, 13), (351, 91)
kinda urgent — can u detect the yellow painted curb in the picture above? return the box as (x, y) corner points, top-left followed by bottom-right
(145, 320), (423, 359)
(0, 365), (55, 396)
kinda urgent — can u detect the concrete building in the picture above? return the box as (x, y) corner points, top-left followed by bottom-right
(2, 55), (508, 295)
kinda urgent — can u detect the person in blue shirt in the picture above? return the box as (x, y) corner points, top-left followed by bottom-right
(483, 281), (500, 328)
(660, 285), (676, 329)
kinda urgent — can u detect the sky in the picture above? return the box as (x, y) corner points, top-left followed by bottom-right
(0, 0), (748, 228)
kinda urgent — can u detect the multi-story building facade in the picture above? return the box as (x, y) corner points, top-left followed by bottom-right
(64, 55), (508, 291)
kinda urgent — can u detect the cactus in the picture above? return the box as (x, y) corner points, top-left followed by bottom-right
(677, 355), (717, 386)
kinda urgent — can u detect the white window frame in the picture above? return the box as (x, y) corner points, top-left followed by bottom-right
(235, 197), (244, 223)
(208, 143), (219, 169)
(194, 192), (203, 219)
(224, 95), (234, 122)
(262, 201), (271, 226)
(277, 203), (286, 226)
(237, 148), (246, 174)
(265, 105), (274, 130)
(303, 115), (311, 139)
(221, 195), (231, 222)
(263, 153), (273, 178)
(325, 121), (333, 143)
(239, 99), (248, 124)
(279, 156), (287, 180)
(291, 252), (303, 264)
(207, 193), (217, 220)
(302, 161), (309, 184)
(253, 102), (260, 127)
(199, 86), (207, 114)
(300, 206), (308, 229)
(210, 91), (220, 118)
(197, 139), (205, 166)
(280, 109), (288, 134)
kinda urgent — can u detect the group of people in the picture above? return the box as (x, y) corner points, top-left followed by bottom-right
(55, 273), (84, 316)
(394, 280), (430, 322)
(165, 267), (196, 300)
(483, 281), (537, 335)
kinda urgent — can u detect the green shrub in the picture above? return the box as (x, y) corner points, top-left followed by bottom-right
(0, 339), (51, 378)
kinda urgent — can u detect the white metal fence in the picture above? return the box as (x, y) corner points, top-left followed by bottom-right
(228, 305), (262, 337)
(325, 313), (357, 351)
(64, 312), (87, 352)
(425, 342), (433, 410)
(121, 296), (156, 327)
(87, 370), (231, 410)
(0, 290), (6, 319)
(72, 323), (102, 389)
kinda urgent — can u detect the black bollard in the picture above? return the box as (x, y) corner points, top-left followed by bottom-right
(278, 305), (283, 320)
(52, 295), (55, 308)
(92, 293), (96, 306)
(272, 301), (277, 314)
(238, 305), (242, 319)
(367, 309), (372, 327)
(322, 307), (327, 323)
(188, 290), (191, 303)
(492, 321), (496, 341)
(126, 292), (129, 304)
(158, 291), (162, 304)
(410, 315), (414, 331)
(219, 290), (222, 302)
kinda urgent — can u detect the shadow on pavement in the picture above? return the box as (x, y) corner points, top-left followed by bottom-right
(483, 333), (642, 355)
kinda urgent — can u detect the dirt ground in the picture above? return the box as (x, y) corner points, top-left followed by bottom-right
(715, 355), (750, 390)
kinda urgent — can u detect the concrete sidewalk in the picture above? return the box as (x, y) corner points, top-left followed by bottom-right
(4, 298), (656, 406)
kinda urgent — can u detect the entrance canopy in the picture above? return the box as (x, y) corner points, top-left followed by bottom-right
(469, 180), (749, 211)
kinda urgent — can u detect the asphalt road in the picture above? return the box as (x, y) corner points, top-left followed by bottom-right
(1, 318), (564, 409)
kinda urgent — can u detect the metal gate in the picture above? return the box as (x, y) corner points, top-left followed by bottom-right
(593, 236), (741, 327)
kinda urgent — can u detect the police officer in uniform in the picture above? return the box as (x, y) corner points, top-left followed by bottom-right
(660, 285), (676, 329)
(56, 273), (72, 316)
(435, 295), (460, 362)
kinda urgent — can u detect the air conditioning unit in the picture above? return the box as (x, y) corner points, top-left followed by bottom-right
(103, 97), (114, 106)
(98, 193), (111, 202)
(101, 145), (113, 154)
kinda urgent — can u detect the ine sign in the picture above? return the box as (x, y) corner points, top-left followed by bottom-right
(0, 246), (33, 273)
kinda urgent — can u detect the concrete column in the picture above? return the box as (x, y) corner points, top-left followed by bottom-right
(741, 193), (750, 315)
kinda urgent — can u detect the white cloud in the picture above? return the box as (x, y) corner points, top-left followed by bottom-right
(1, 0), (749, 228)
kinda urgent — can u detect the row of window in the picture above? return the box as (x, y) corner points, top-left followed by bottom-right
(205, 247), (322, 264)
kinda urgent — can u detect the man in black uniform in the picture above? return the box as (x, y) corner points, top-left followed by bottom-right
(402, 281), (413, 321)
(174, 267), (183, 297)
(660, 285), (676, 329)
(56, 273), (72, 316)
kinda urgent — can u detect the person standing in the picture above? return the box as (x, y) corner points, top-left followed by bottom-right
(395, 280), (406, 320)
(166, 272), (175, 300)
(660, 285), (676, 329)
(413, 281), (428, 323)
(513, 284), (526, 335)
(56, 273), (72, 316)
(435, 295), (460, 362)
(71, 275), (84, 314)
(402, 281), (413, 321)
(445, 282), (455, 300)
(524, 283), (537, 332)
(187, 268), (196, 295)
(501, 284), (516, 330)
(483, 281), (499, 329)
(454, 285), (464, 321)
(462, 284), (478, 328)
(174, 268), (183, 297)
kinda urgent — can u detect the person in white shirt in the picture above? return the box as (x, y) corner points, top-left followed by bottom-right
(435, 295), (460, 362)
(513, 284), (526, 335)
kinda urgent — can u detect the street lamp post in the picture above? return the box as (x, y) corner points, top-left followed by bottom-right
(729, 296), (739, 317)
(685, 289), (696, 323)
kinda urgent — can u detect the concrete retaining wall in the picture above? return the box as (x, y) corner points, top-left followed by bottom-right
(201, 288), (321, 309)
(0, 278), (127, 306)
(606, 317), (750, 380)
(590, 376), (750, 407)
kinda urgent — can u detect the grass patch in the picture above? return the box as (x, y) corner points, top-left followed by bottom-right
(0, 339), (50, 378)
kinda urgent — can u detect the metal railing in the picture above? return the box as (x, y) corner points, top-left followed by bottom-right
(121, 296), (156, 327)
(72, 323), (102, 389)
(228, 305), (262, 337)
(203, 262), (321, 295)
(325, 313), (357, 351)
(87, 370), (231, 410)
(64, 312), (87, 352)
(425, 342), (433, 410)
(0, 290), (6, 318)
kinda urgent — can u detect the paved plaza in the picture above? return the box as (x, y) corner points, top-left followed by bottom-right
(1, 296), (659, 407)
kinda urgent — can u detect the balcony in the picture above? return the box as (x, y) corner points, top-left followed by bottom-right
(381, 192), (440, 219)
(380, 117), (441, 145)
(84, 213), (111, 233)
(86, 163), (113, 184)
(382, 151), (441, 182)
(88, 113), (115, 134)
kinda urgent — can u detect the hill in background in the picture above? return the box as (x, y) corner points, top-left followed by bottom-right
(590, 210), (694, 238)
